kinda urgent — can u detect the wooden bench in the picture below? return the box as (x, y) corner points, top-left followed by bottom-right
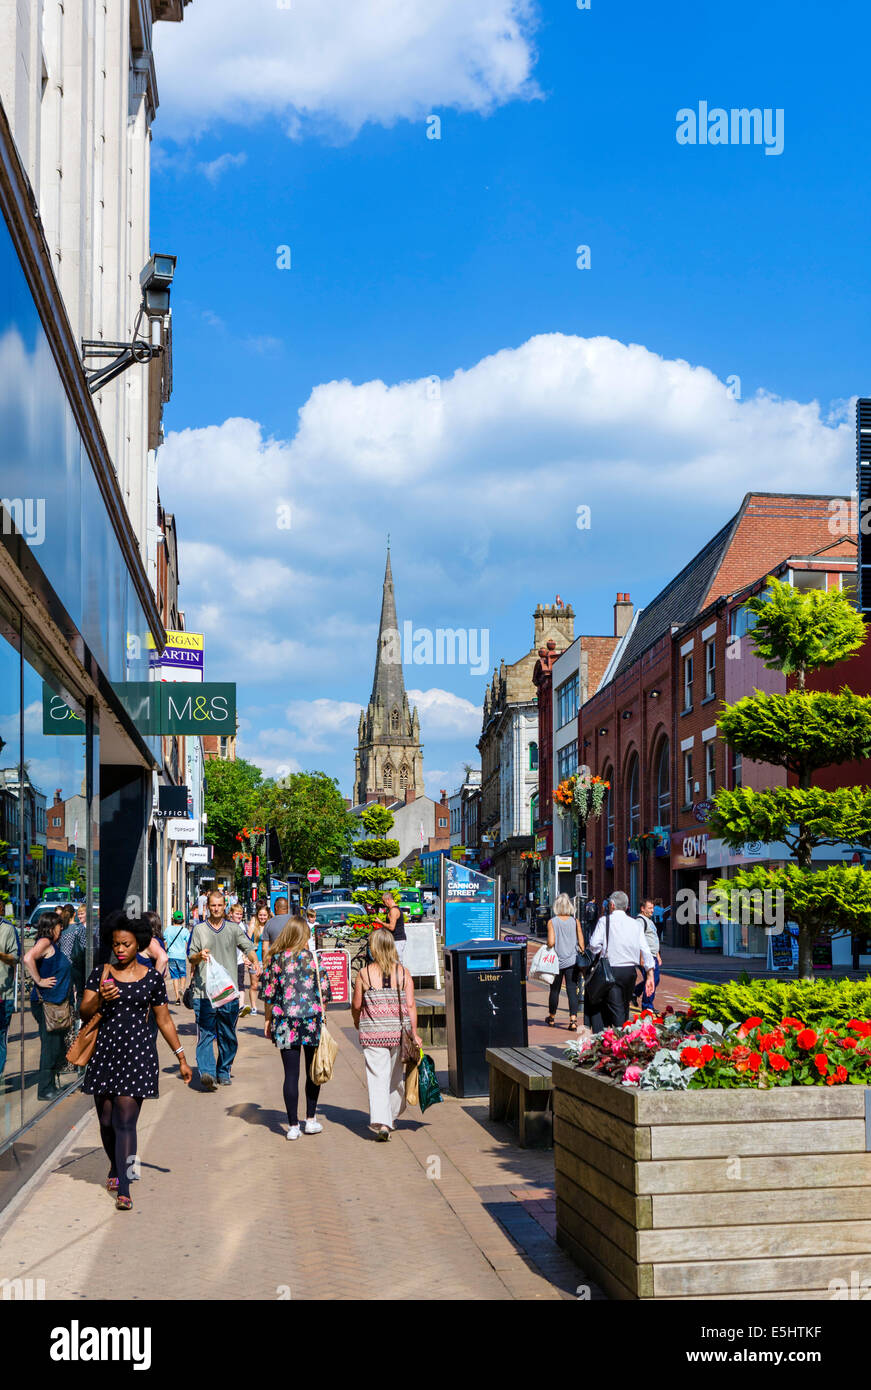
(415, 990), (446, 1047)
(486, 1046), (555, 1148)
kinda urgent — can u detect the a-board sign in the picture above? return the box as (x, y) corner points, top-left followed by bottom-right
(317, 949), (350, 1007)
(402, 921), (441, 987)
(769, 923), (799, 972)
(812, 936), (833, 971)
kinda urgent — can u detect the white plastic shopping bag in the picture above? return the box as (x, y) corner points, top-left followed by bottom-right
(529, 945), (559, 984)
(206, 956), (239, 1008)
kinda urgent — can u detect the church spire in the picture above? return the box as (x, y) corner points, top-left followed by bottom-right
(369, 546), (405, 711)
(355, 548), (424, 806)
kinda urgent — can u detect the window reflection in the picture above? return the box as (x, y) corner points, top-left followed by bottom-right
(0, 602), (23, 1143)
(17, 640), (89, 1129)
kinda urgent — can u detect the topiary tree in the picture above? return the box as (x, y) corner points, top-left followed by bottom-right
(710, 575), (871, 977)
(350, 803), (416, 928)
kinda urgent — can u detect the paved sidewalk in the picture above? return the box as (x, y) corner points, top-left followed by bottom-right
(0, 1004), (598, 1302)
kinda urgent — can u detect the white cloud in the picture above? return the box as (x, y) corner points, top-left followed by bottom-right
(198, 151), (247, 183)
(159, 331), (854, 799)
(153, 0), (541, 138)
(407, 688), (481, 738)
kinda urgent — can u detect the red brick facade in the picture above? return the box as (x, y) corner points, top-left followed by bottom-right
(579, 493), (849, 924)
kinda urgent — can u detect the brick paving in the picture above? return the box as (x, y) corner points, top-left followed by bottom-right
(0, 1002), (599, 1302)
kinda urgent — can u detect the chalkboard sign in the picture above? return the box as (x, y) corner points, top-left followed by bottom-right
(771, 930), (794, 971)
(812, 936), (833, 970)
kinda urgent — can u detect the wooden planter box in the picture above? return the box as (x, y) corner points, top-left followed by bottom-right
(553, 1058), (871, 1300)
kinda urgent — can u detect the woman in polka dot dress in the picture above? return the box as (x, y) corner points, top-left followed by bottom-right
(80, 919), (192, 1210)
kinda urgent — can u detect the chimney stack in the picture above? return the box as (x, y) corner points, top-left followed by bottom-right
(614, 592), (633, 638)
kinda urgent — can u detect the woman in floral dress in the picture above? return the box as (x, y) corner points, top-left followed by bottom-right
(261, 915), (331, 1141)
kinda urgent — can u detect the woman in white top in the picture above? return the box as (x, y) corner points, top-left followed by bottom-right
(545, 894), (585, 1031)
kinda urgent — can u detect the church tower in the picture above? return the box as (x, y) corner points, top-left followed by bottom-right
(354, 549), (425, 806)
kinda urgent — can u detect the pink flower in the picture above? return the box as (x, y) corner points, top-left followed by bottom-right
(621, 1064), (643, 1086)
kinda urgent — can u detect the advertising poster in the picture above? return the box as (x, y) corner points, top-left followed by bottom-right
(317, 949), (350, 1006)
(443, 860), (497, 966)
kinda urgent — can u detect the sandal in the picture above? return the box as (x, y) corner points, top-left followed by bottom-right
(545, 1015), (556, 1027)
(568, 1018), (578, 1031)
(115, 1195), (133, 1211)
(106, 1176), (119, 1193)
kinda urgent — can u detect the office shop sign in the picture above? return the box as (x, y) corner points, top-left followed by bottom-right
(44, 682), (236, 737)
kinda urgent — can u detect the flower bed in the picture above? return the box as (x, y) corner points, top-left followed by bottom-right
(554, 1010), (871, 1299)
(565, 1008), (871, 1090)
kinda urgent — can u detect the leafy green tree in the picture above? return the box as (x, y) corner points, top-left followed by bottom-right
(350, 803), (415, 924)
(258, 772), (354, 877)
(204, 757), (265, 861)
(710, 578), (871, 977)
(743, 574), (866, 687)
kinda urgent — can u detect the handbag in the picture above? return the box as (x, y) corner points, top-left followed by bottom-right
(310, 953), (338, 1085)
(65, 965), (112, 1066)
(583, 908), (616, 1012)
(42, 997), (72, 1032)
(396, 965), (418, 1066)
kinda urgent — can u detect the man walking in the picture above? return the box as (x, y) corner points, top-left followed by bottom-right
(189, 890), (259, 1090)
(587, 891), (655, 1030)
(633, 898), (662, 1012)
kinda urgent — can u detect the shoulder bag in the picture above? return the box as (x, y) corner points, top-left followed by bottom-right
(36, 949), (72, 1032)
(311, 953), (339, 1085)
(65, 965), (112, 1066)
(582, 908), (615, 1013)
(396, 965), (419, 1066)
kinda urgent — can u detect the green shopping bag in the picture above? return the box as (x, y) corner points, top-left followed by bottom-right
(418, 1053), (443, 1113)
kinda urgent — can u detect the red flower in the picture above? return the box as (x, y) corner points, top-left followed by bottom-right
(848, 1019), (871, 1038)
(813, 1053), (829, 1074)
(767, 1052), (790, 1071)
(700, 1044), (714, 1063)
(748, 1053), (762, 1072)
(840, 1037), (858, 1050)
(835, 1065), (848, 1083)
(796, 1029), (818, 1050)
(757, 1030), (784, 1052)
(781, 1017), (803, 1028)
(680, 1046), (702, 1067)
(743, 1016), (763, 1030)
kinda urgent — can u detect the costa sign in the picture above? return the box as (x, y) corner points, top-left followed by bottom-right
(677, 832), (709, 861)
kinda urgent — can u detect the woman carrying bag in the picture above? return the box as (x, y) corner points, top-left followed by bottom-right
(351, 927), (422, 1141)
(544, 893), (585, 1031)
(261, 915), (332, 1141)
(23, 913), (72, 1102)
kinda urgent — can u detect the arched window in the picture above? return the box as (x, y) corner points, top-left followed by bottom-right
(529, 741), (538, 772)
(603, 766), (614, 843)
(391, 708), (400, 734)
(626, 754), (640, 839)
(655, 740), (670, 825)
(399, 764), (409, 787)
(383, 763), (394, 789)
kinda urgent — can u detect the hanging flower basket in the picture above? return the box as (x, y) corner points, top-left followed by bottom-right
(553, 773), (610, 824)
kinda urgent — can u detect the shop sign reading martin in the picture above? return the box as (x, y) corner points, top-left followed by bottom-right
(44, 682), (235, 736)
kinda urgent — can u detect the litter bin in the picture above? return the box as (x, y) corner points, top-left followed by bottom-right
(444, 939), (528, 1096)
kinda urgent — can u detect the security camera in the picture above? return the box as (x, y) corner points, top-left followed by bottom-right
(140, 254), (177, 315)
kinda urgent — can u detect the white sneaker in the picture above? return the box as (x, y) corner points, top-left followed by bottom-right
(250, 1006), (258, 1015)
(286, 1125), (301, 1141)
(303, 1119), (323, 1135)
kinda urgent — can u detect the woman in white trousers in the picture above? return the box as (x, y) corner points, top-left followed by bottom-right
(352, 928), (421, 1140)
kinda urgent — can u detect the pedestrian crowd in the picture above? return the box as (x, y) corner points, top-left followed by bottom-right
(9, 887), (426, 1211)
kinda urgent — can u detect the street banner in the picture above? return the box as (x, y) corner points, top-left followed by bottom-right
(442, 859), (497, 950)
(402, 921), (441, 987)
(317, 949), (351, 1007)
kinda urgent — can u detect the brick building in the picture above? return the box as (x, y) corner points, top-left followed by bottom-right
(580, 493), (847, 923)
(533, 595), (633, 909)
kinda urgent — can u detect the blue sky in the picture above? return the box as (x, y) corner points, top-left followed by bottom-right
(150, 0), (869, 801)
